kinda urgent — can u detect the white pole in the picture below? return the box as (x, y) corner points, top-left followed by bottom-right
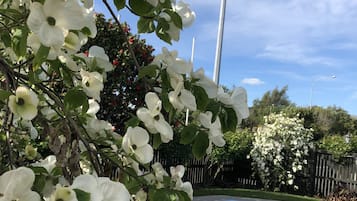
(213, 0), (227, 84)
(185, 37), (195, 126)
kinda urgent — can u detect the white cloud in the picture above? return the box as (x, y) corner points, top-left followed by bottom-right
(258, 43), (336, 66)
(194, 0), (357, 65)
(241, 78), (264, 85)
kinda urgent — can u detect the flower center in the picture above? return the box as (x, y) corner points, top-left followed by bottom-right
(85, 81), (90, 87)
(56, 199), (64, 201)
(132, 144), (137, 150)
(47, 16), (56, 26)
(16, 97), (25, 105)
(154, 115), (160, 121)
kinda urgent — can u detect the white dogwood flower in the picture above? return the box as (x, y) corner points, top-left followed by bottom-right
(32, 155), (57, 173)
(80, 69), (104, 101)
(191, 68), (218, 99)
(174, 1), (195, 27)
(168, 81), (196, 112)
(79, 46), (113, 72)
(8, 86), (39, 120)
(217, 86), (249, 123)
(27, 0), (86, 47)
(137, 92), (173, 143)
(0, 167), (41, 201)
(198, 111), (225, 153)
(49, 186), (77, 201)
(71, 174), (130, 201)
(122, 127), (154, 164)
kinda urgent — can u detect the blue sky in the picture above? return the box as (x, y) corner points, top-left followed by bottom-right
(94, 0), (357, 116)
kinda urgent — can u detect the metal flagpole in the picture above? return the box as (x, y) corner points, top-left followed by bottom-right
(185, 37), (195, 126)
(213, 0), (227, 84)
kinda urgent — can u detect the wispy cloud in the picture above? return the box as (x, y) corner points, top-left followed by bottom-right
(241, 78), (264, 85)
(258, 43), (337, 66)
(195, 0), (357, 66)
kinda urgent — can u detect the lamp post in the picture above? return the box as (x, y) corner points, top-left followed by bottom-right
(309, 75), (336, 109)
(213, 0), (227, 84)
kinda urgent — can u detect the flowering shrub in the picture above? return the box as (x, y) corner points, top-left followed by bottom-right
(0, 0), (249, 201)
(249, 112), (314, 191)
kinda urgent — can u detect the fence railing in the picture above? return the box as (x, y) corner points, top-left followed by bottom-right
(154, 151), (357, 197)
(314, 152), (357, 197)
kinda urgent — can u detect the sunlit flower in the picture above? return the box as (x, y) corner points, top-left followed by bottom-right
(32, 155), (57, 173)
(191, 68), (218, 99)
(80, 69), (104, 101)
(49, 186), (77, 201)
(198, 111), (225, 153)
(217, 87), (249, 123)
(71, 174), (130, 201)
(137, 92), (173, 143)
(174, 1), (195, 27)
(122, 126), (154, 164)
(168, 81), (196, 112)
(8, 86), (39, 120)
(0, 167), (41, 201)
(135, 189), (147, 201)
(27, 0), (86, 47)
(79, 46), (113, 72)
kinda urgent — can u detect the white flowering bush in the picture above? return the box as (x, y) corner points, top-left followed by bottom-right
(0, 0), (249, 200)
(249, 112), (314, 191)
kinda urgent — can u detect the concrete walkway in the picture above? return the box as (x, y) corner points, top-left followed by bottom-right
(194, 195), (277, 201)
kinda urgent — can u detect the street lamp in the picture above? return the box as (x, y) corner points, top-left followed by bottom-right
(309, 75), (336, 109)
(213, 0), (227, 84)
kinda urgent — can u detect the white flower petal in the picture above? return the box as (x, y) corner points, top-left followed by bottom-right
(179, 89), (197, 111)
(155, 117), (173, 143)
(129, 127), (150, 147)
(98, 178), (130, 201)
(145, 92), (161, 116)
(135, 144), (154, 164)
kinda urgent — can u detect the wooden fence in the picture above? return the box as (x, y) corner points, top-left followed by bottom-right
(155, 151), (357, 197)
(314, 152), (357, 197)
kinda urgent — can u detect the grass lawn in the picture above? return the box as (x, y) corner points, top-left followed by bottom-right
(194, 188), (322, 201)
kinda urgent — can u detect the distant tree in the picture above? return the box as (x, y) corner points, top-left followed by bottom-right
(243, 86), (293, 128)
(81, 14), (155, 134)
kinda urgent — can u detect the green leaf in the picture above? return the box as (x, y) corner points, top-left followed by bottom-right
(206, 100), (221, 121)
(0, 89), (12, 102)
(129, 0), (154, 16)
(155, 19), (172, 44)
(165, 10), (183, 29)
(138, 65), (158, 79)
(180, 124), (198, 145)
(148, 188), (172, 201)
(153, 134), (162, 149)
(219, 106), (238, 133)
(114, 0), (126, 10)
(192, 131), (209, 159)
(51, 166), (62, 176)
(125, 116), (140, 128)
(12, 27), (28, 57)
(33, 45), (50, 70)
(30, 166), (49, 174)
(64, 89), (88, 111)
(1, 32), (11, 47)
(74, 189), (91, 201)
(176, 190), (191, 201)
(137, 17), (155, 33)
(32, 174), (47, 193)
(192, 85), (209, 111)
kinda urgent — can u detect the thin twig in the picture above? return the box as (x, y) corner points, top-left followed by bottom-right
(102, 0), (141, 69)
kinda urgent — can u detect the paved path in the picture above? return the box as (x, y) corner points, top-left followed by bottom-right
(194, 195), (277, 201)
